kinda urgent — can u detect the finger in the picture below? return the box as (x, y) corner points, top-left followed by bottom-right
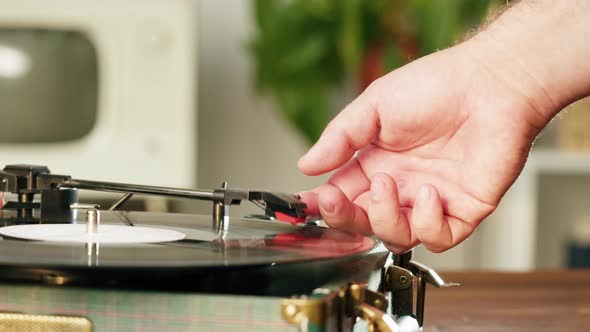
(411, 185), (474, 253)
(298, 89), (380, 176)
(367, 173), (417, 253)
(297, 191), (319, 216)
(317, 183), (372, 235)
(327, 157), (371, 201)
(355, 149), (497, 223)
(299, 156), (371, 217)
(411, 185), (448, 252)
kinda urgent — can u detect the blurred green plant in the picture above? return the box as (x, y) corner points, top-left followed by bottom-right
(250, 0), (494, 144)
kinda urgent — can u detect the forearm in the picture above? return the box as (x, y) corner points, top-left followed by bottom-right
(462, 0), (590, 123)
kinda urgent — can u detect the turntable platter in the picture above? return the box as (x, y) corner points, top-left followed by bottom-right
(0, 165), (384, 296)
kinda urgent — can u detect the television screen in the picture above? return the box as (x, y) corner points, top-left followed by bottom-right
(0, 29), (98, 143)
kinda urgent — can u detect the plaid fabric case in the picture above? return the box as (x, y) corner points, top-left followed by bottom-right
(0, 284), (299, 332)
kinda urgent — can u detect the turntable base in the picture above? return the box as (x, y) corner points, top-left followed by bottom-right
(0, 164), (459, 331)
(0, 284), (298, 332)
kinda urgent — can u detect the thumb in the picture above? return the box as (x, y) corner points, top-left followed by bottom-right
(298, 87), (380, 176)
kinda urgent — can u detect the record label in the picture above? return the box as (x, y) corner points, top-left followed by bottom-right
(0, 224), (186, 244)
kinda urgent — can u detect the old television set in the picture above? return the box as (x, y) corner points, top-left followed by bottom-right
(0, 0), (198, 196)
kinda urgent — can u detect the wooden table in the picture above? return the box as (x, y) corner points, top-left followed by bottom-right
(423, 270), (590, 332)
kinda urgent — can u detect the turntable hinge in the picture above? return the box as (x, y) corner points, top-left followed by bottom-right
(383, 265), (414, 318)
(381, 252), (460, 328)
(281, 283), (397, 332)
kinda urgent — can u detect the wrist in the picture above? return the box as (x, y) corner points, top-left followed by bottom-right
(461, 0), (590, 124)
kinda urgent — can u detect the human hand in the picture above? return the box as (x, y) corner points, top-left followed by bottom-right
(297, 43), (551, 254)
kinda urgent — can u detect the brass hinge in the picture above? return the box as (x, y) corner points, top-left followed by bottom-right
(281, 251), (459, 332)
(281, 283), (396, 332)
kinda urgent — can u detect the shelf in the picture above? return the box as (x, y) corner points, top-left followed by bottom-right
(481, 148), (590, 271)
(529, 148), (590, 174)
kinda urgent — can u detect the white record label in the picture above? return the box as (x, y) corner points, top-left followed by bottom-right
(0, 224), (186, 244)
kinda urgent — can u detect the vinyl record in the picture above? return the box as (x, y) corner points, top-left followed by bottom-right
(0, 209), (382, 295)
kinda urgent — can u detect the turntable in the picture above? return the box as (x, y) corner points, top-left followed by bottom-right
(0, 164), (457, 331)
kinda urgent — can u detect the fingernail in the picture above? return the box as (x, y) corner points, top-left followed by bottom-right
(371, 177), (387, 202)
(417, 185), (432, 203)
